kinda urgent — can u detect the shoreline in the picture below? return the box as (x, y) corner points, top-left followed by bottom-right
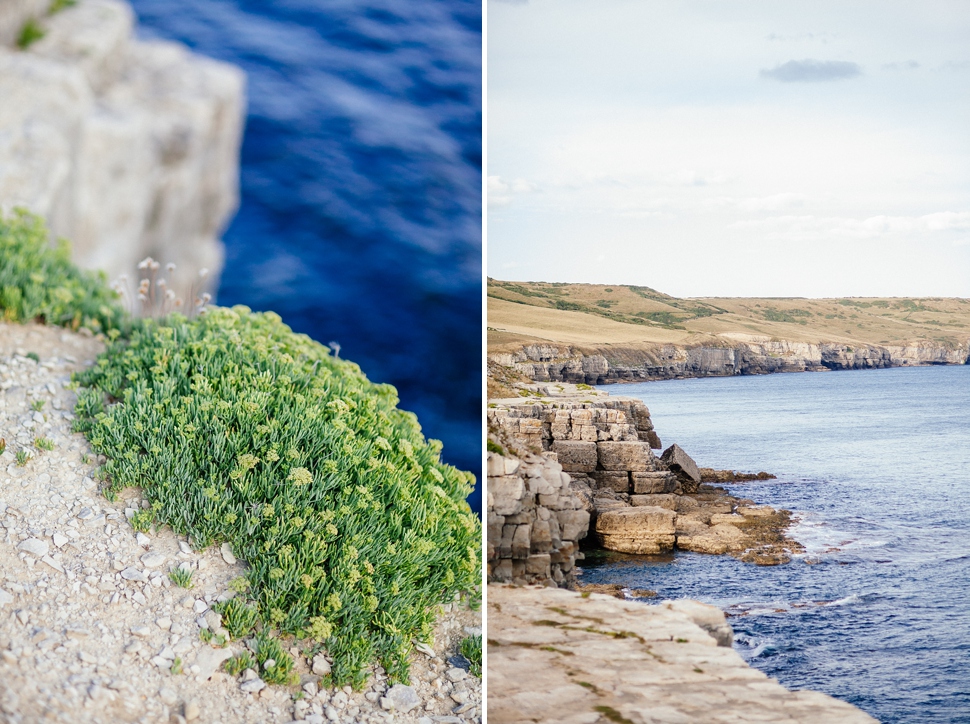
(488, 339), (969, 390)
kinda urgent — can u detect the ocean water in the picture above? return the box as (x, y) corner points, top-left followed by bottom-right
(583, 365), (970, 723)
(127, 0), (482, 510)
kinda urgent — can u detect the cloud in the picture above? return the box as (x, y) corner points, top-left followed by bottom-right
(882, 60), (920, 71)
(766, 32), (838, 43)
(488, 175), (536, 207)
(737, 193), (807, 212)
(728, 211), (970, 239)
(760, 59), (862, 83)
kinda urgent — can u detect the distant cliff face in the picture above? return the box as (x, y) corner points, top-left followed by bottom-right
(0, 0), (245, 299)
(490, 338), (970, 384)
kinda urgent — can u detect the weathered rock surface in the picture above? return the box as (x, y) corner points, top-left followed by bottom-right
(487, 585), (878, 724)
(661, 443), (701, 493)
(489, 385), (801, 565)
(486, 446), (589, 586)
(0, 0), (245, 298)
(489, 337), (970, 386)
(594, 506), (676, 554)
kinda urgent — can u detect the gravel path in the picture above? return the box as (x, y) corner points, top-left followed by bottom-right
(0, 322), (481, 724)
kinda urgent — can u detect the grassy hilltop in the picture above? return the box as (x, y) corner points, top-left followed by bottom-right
(487, 278), (970, 352)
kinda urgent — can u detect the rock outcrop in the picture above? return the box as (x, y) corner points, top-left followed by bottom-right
(490, 337), (970, 385)
(487, 585), (879, 724)
(486, 447), (589, 587)
(0, 0), (245, 298)
(488, 385), (800, 566)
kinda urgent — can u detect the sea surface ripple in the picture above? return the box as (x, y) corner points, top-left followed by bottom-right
(585, 365), (970, 723)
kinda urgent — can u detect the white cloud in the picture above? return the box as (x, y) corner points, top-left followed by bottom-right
(488, 175), (536, 208)
(737, 193), (808, 212)
(728, 212), (970, 239)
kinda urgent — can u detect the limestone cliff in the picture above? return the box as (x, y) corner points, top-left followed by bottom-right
(0, 0), (245, 298)
(491, 336), (969, 385)
(487, 585), (878, 724)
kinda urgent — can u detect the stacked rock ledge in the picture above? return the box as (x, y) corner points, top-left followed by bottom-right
(487, 383), (801, 573)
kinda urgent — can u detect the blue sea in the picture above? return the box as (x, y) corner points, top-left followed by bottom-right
(127, 0), (482, 511)
(583, 366), (970, 723)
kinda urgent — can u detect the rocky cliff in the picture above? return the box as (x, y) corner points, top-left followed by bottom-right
(487, 385), (799, 579)
(487, 585), (878, 724)
(0, 0), (245, 298)
(491, 337), (969, 385)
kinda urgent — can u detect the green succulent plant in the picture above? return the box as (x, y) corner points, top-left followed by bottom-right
(72, 305), (480, 687)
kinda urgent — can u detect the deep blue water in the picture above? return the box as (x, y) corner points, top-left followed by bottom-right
(585, 366), (970, 723)
(127, 0), (482, 511)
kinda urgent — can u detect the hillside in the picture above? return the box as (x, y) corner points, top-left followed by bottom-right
(488, 278), (970, 351)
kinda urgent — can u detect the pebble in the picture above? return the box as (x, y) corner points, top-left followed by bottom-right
(240, 678), (266, 694)
(312, 653), (332, 676)
(18, 537), (50, 558)
(220, 542), (236, 565)
(445, 668), (467, 682)
(121, 567), (147, 582)
(381, 685), (421, 714)
(135, 532), (151, 546)
(141, 552), (166, 568)
(52, 533), (69, 548)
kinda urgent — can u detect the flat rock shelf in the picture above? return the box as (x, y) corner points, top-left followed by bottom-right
(487, 585), (877, 724)
(0, 322), (481, 724)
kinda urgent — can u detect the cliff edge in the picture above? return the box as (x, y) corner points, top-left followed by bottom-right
(487, 585), (878, 724)
(0, 0), (245, 298)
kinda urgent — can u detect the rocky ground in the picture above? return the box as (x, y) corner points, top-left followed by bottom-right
(487, 585), (878, 724)
(0, 322), (481, 724)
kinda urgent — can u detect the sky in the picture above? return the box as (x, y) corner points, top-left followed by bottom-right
(486, 0), (970, 298)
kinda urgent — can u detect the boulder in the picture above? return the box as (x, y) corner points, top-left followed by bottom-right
(660, 444), (701, 492)
(631, 471), (677, 494)
(630, 494), (678, 511)
(591, 471), (630, 493)
(595, 506), (676, 554)
(597, 441), (654, 472)
(551, 440), (597, 473)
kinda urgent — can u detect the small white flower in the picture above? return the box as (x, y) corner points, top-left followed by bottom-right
(166, 263), (176, 273)
(198, 268), (209, 278)
(138, 257), (153, 270)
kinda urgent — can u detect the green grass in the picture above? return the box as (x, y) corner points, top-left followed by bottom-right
(15, 450), (29, 466)
(460, 635), (481, 677)
(72, 306), (480, 687)
(0, 210), (124, 331)
(34, 437), (55, 451)
(30, 399), (45, 411)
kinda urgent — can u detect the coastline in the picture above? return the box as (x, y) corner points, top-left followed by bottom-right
(484, 379), (879, 722)
(488, 339), (969, 388)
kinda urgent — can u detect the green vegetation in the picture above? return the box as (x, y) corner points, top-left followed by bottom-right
(762, 307), (811, 324)
(486, 439), (505, 456)
(460, 635), (482, 677)
(48, 0), (77, 14)
(26, 351), (40, 363)
(16, 18), (45, 49)
(0, 210), (124, 331)
(213, 597), (259, 640)
(34, 437), (55, 451)
(30, 399), (45, 411)
(0, 211), (479, 689)
(72, 306), (479, 687)
(168, 566), (194, 589)
(253, 632), (298, 686)
(223, 650), (256, 677)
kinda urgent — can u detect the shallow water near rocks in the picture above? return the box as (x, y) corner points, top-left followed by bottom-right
(584, 365), (970, 723)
